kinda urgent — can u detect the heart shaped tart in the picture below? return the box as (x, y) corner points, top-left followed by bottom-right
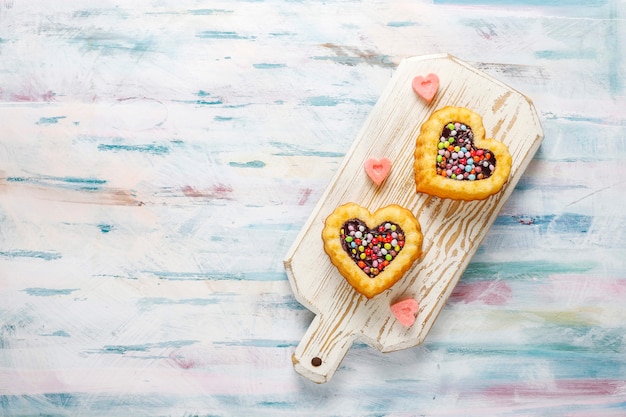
(322, 203), (423, 299)
(414, 106), (512, 200)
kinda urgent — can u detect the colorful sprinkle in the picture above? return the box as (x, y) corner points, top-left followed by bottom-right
(436, 122), (497, 180)
(341, 219), (406, 278)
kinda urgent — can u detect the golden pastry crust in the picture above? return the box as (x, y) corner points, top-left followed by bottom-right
(414, 106), (512, 200)
(322, 203), (423, 299)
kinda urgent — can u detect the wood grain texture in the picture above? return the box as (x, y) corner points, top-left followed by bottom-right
(285, 54), (543, 383)
(1, 0), (626, 415)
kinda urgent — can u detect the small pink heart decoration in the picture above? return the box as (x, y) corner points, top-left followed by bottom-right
(364, 158), (392, 186)
(412, 73), (439, 102)
(390, 298), (419, 327)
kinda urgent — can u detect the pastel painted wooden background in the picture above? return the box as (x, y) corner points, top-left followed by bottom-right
(1, 0), (624, 416)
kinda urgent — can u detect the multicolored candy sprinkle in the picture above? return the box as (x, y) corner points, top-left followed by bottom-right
(436, 122), (496, 181)
(340, 219), (405, 278)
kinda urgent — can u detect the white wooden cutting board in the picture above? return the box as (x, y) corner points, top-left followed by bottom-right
(284, 54), (544, 383)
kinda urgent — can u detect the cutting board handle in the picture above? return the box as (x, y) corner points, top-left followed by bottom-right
(292, 313), (357, 383)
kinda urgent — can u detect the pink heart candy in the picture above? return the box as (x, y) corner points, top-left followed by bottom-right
(390, 298), (419, 327)
(364, 158), (392, 186)
(412, 73), (439, 102)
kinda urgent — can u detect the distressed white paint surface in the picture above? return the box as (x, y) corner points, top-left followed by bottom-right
(286, 54), (543, 383)
(1, 0), (626, 416)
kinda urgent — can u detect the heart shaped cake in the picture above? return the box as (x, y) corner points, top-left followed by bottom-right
(364, 158), (392, 186)
(412, 73), (439, 102)
(414, 106), (512, 200)
(322, 203), (423, 299)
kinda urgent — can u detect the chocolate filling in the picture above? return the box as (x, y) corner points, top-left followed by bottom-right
(340, 219), (405, 278)
(436, 122), (497, 181)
